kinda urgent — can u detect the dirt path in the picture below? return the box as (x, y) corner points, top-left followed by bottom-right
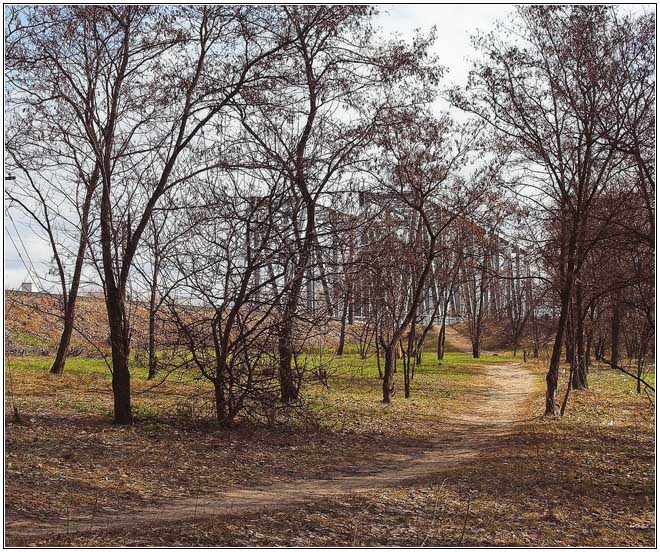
(443, 325), (474, 353)
(6, 362), (535, 544)
(442, 324), (494, 355)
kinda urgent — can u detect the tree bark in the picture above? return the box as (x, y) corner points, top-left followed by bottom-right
(278, 330), (299, 403)
(106, 287), (132, 424)
(545, 281), (572, 416)
(382, 344), (394, 403)
(472, 339), (480, 359)
(214, 380), (230, 426)
(336, 297), (349, 356)
(50, 306), (75, 375)
(437, 319), (446, 360)
(611, 300), (622, 367)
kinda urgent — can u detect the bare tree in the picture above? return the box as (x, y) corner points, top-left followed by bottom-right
(237, 6), (441, 402)
(457, 6), (648, 414)
(368, 109), (485, 402)
(165, 171), (292, 426)
(6, 7), (103, 374)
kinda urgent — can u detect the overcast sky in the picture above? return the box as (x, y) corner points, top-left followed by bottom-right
(3, 4), (654, 291)
(375, 4), (508, 87)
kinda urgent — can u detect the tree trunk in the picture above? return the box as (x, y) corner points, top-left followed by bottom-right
(375, 328), (383, 379)
(382, 344), (394, 403)
(403, 345), (411, 399)
(278, 330), (298, 403)
(404, 320), (417, 398)
(611, 301), (622, 367)
(572, 284), (587, 390)
(437, 291), (452, 361)
(437, 320), (446, 360)
(50, 305), (75, 375)
(559, 364), (574, 417)
(106, 288), (132, 424)
(565, 330), (574, 365)
(409, 319), (416, 384)
(472, 339), (480, 359)
(214, 380), (230, 426)
(545, 281), (572, 416)
(471, 276), (485, 359)
(336, 298), (349, 356)
(595, 335), (605, 360)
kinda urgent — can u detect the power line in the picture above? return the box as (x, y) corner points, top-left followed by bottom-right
(6, 211), (44, 290)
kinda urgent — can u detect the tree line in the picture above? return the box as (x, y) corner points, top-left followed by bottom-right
(5, 5), (654, 424)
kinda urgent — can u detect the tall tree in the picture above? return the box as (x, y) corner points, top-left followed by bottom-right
(457, 6), (644, 414)
(9, 6), (293, 423)
(369, 109), (485, 402)
(237, 6), (440, 402)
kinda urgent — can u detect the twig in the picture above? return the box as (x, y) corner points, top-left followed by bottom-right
(352, 499), (372, 545)
(457, 494), (471, 546)
(420, 479), (446, 546)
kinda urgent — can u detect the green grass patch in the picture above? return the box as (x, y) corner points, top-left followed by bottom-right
(131, 403), (163, 421)
(6, 348), (513, 433)
(6, 355), (154, 379)
(10, 332), (49, 347)
(587, 363), (656, 395)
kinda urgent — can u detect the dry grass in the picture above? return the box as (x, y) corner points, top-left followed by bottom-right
(5, 355), (654, 546)
(5, 351), (480, 540)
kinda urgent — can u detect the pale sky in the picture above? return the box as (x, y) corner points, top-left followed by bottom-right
(3, 4), (654, 291)
(375, 4), (508, 88)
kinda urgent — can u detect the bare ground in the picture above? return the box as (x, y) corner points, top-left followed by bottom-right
(6, 362), (534, 545)
(442, 325), (475, 354)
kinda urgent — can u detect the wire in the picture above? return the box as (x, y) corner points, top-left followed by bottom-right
(6, 211), (43, 290)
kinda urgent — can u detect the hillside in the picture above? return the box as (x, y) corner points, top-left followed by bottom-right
(5, 290), (156, 357)
(4, 290), (492, 359)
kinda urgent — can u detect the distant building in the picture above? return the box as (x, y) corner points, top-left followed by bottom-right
(243, 191), (535, 325)
(19, 282), (32, 293)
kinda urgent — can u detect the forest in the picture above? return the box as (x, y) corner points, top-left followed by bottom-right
(3, 5), (655, 547)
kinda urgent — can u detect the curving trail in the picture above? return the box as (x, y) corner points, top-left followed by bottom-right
(6, 362), (535, 544)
